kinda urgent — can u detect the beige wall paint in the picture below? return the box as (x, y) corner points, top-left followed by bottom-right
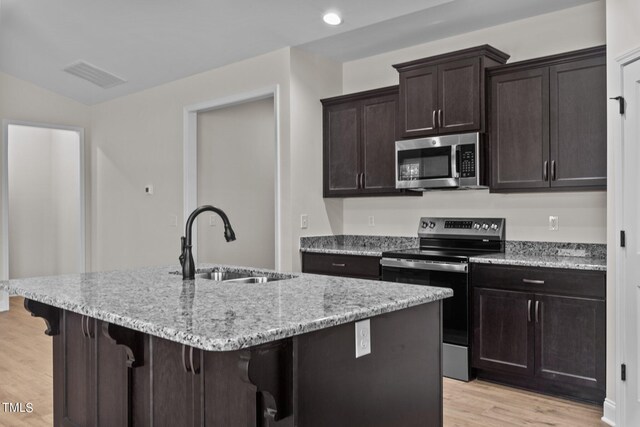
(289, 48), (343, 271)
(341, 0), (607, 244)
(605, 0), (640, 407)
(89, 49), (295, 271)
(8, 126), (80, 279)
(197, 98), (276, 269)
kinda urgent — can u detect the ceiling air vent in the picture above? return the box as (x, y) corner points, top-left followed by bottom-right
(63, 61), (126, 89)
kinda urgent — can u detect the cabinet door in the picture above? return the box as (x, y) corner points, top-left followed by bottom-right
(94, 320), (130, 427)
(59, 312), (92, 427)
(549, 57), (607, 189)
(361, 93), (400, 194)
(152, 338), (198, 426)
(323, 102), (361, 196)
(490, 68), (550, 191)
(472, 288), (534, 376)
(438, 58), (481, 133)
(398, 65), (438, 138)
(535, 294), (606, 391)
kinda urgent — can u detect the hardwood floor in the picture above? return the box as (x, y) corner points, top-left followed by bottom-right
(0, 296), (606, 426)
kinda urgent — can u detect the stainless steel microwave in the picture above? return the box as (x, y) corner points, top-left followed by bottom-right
(395, 133), (487, 190)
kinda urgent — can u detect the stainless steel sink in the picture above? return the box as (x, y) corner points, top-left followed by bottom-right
(186, 268), (290, 283)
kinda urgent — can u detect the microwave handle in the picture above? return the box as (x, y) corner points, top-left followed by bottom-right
(454, 145), (461, 178)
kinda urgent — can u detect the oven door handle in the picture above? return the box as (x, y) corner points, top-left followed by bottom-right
(381, 258), (468, 273)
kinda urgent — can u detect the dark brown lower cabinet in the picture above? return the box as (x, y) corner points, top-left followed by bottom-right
(301, 252), (381, 279)
(471, 264), (606, 403)
(28, 299), (442, 427)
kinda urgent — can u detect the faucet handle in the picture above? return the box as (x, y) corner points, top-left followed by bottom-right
(179, 237), (186, 266)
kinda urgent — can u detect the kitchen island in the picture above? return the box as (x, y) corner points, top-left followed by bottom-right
(2, 264), (451, 427)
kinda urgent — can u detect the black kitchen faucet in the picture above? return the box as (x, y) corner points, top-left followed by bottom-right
(180, 205), (236, 280)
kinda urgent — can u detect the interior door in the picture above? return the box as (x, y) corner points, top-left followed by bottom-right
(621, 56), (640, 426)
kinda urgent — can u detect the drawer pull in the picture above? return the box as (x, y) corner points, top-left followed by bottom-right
(522, 278), (545, 285)
(331, 263), (346, 267)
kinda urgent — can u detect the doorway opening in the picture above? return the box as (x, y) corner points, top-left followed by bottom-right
(1, 121), (86, 308)
(183, 86), (281, 270)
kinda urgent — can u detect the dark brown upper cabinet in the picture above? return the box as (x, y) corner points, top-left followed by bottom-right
(322, 86), (420, 198)
(489, 46), (606, 192)
(393, 45), (510, 139)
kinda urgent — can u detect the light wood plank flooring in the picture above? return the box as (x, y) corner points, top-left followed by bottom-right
(1, 296), (605, 426)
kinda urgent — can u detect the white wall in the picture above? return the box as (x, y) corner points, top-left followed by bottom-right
(197, 98), (276, 269)
(7, 126), (80, 279)
(605, 0), (640, 412)
(88, 49), (297, 271)
(340, 1), (607, 244)
(0, 71), (90, 310)
(289, 48), (343, 271)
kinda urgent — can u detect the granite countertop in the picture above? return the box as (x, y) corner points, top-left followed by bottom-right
(1, 264), (452, 352)
(468, 253), (606, 271)
(301, 236), (606, 272)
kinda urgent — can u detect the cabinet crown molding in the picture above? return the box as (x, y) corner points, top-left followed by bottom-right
(392, 44), (510, 71)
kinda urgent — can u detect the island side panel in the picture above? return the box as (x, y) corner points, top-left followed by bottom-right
(295, 301), (443, 427)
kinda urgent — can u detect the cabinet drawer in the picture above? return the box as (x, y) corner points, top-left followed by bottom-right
(471, 264), (605, 299)
(302, 253), (380, 279)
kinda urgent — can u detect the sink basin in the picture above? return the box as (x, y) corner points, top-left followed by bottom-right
(177, 268), (293, 283)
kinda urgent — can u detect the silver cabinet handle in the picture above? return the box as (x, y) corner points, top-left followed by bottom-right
(432, 110), (436, 128)
(189, 347), (200, 375)
(522, 278), (545, 285)
(360, 173), (365, 189)
(182, 345), (191, 373)
(331, 263), (346, 267)
(438, 109), (443, 128)
(543, 161), (549, 181)
(551, 160), (556, 181)
(527, 300), (532, 322)
(535, 301), (540, 323)
(81, 315), (88, 338)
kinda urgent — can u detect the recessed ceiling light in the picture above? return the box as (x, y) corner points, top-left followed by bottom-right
(323, 12), (342, 26)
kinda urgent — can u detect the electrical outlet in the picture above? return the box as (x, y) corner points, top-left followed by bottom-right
(209, 215), (217, 226)
(549, 216), (559, 231)
(169, 215), (178, 227)
(300, 214), (309, 229)
(368, 216), (375, 227)
(355, 319), (371, 358)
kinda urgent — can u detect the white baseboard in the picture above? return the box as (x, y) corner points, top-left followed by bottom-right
(0, 289), (9, 312)
(602, 398), (616, 426)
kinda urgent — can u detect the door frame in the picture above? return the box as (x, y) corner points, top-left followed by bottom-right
(613, 46), (640, 427)
(183, 85), (282, 270)
(1, 119), (87, 281)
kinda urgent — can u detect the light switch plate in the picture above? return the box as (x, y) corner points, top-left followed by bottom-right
(549, 215), (559, 231)
(300, 214), (309, 229)
(355, 319), (371, 358)
(368, 216), (375, 227)
(209, 215), (217, 226)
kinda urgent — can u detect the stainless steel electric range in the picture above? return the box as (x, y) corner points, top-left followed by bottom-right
(380, 217), (506, 381)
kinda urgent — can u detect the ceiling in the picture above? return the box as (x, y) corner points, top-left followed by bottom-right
(0, 0), (597, 105)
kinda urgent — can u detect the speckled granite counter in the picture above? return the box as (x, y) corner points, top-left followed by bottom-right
(300, 235), (417, 257)
(469, 253), (606, 271)
(469, 241), (606, 271)
(0, 264), (452, 352)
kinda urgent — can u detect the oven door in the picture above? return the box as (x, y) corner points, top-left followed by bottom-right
(396, 140), (458, 190)
(380, 258), (468, 347)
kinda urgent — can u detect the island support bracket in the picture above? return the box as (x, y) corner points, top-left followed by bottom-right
(102, 322), (145, 368)
(24, 299), (60, 336)
(239, 340), (294, 424)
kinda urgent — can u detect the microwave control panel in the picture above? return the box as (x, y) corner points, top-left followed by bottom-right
(459, 144), (476, 178)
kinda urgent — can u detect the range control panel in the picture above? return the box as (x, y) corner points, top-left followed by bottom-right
(418, 217), (505, 240)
